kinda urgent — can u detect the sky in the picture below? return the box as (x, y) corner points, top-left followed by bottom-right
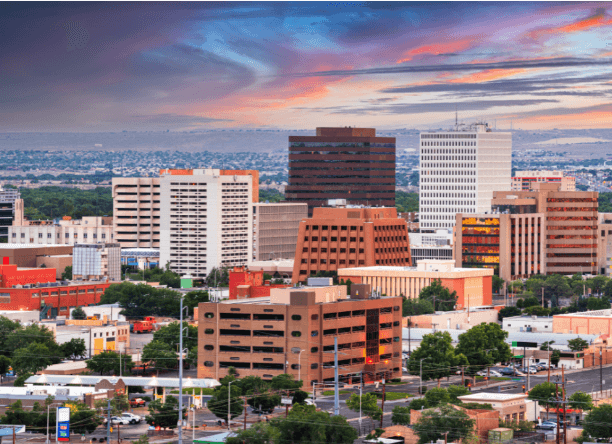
(1, 1), (612, 132)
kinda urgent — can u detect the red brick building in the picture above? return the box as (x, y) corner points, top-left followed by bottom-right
(0, 264), (111, 316)
(228, 266), (289, 299)
(292, 207), (412, 283)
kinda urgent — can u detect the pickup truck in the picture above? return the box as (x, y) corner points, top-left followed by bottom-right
(129, 398), (147, 407)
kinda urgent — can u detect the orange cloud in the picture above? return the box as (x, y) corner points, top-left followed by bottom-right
(448, 69), (527, 84)
(527, 10), (612, 39)
(516, 105), (612, 129)
(396, 38), (473, 64)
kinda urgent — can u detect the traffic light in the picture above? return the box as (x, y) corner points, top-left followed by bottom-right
(522, 385), (526, 393)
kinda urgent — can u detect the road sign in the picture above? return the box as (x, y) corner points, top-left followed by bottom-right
(512, 341), (538, 348)
(0, 426), (25, 436)
(57, 407), (70, 442)
(281, 397), (292, 405)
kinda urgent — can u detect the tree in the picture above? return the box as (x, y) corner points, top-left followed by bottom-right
(270, 404), (357, 444)
(100, 282), (184, 317)
(87, 350), (133, 375)
(12, 343), (54, 375)
(587, 275), (608, 295)
(522, 306), (550, 316)
(346, 393), (381, 430)
(447, 385), (470, 403)
(145, 396), (184, 429)
(403, 298), (434, 317)
(208, 384), (244, 421)
(95, 394), (130, 416)
(544, 274), (573, 306)
(528, 382), (557, 418)
(413, 404), (475, 444)
(205, 267), (229, 287)
(142, 341), (178, 371)
(492, 275), (505, 293)
(567, 338), (590, 352)
(568, 391), (594, 412)
(152, 322), (198, 358)
(418, 279), (457, 311)
(13, 372), (33, 387)
(226, 423), (280, 444)
(61, 266), (72, 280)
(604, 280), (612, 299)
(456, 323), (512, 375)
(551, 350), (561, 367)
(587, 297), (610, 310)
(582, 404), (612, 441)
(270, 373), (302, 391)
(0, 317), (21, 356)
(522, 296), (540, 307)
(183, 290), (209, 316)
(424, 387), (451, 407)
(71, 306), (87, 320)
(540, 341), (555, 351)
(407, 332), (467, 387)
(64, 401), (103, 434)
(6, 324), (61, 360)
(499, 419), (534, 432)
(498, 306), (521, 321)
(391, 406), (411, 426)
(60, 338), (87, 359)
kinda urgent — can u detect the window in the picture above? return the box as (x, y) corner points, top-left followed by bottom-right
(38, 233), (43, 238)
(204, 312), (214, 318)
(311, 347), (318, 353)
(311, 363), (318, 369)
(311, 330), (319, 337)
(204, 329), (214, 334)
(204, 361), (214, 367)
(292, 315), (302, 321)
(291, 364), (300, 370)
(311, 314), (319, 321)
(292, 331), (302, 337)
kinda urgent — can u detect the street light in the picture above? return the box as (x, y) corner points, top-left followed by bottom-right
(227, 381), (233, 430)
(420, 357), (431, 395)
(298, 349), (306, 383)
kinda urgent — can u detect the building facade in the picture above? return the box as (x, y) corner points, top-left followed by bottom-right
(197, 283), (403, 386)
(9, 216), (114, 246)
(73, 243), (121, 281)
(159, 169), (255, 278)
(43, 319), (131, 356)
(598, 213), (612, 276)
(0, 186), (20, 241)
(228, 266), (289, 299)
(502, 315), (553, 333)
(291, 207), (412, 283)
(112, 177), (161, 249)
(0, 244), (74, 268)
(409, 230), (453, 265)
(253, 202), (307, 262)
(419, 123), (512, 230)
(286, 127), (396, 215)
(512, 170), (576, 192)
(454, 183), (599, 281)
(338, 259), (493, 308)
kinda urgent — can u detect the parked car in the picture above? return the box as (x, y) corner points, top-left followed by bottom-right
(129, 398), (147, 407)
(402, 367), (408, 373)
(402, 353), (409, 360)
(536, 363), (549, 370)
(476, 370), (503, 377)
(121, 413), (141, 424)
(499, 368), (517, 376)
(110, 417), (130, 426)
(536, 421), (557, 430)
(521, 367), (537, 374)
(304, 399), (315, 406)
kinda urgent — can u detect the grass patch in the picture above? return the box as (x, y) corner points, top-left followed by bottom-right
(322, 390), (350, 396)
(474, 376), (509, 381)
(386, 381), (407, 386)
(384, 392), (412, 400)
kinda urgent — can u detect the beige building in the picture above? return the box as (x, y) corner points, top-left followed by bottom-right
(252, 202), (307, 262)
(72, 243), (121, 281)
(457, 393), (538, 422)
(405, 308), (499, 330)
(598, 213), (612, 276)
(9, 216), (114, 246)
(512, 170), (576, 191)
(338, 259), (494, 309)
(112, 177), (161, 248)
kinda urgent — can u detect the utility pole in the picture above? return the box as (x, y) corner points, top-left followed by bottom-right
(380, 374), (386, 429)
(408, 318), (412, 355)
(178, 296), (188, 444)
(243, 397), (247, 430)
(555, 384), (560, 444)
(542, 287), (544, 307)
(106, 400), (111, 444)
(548, 343), (551, 382)
(562, 368), (567, 444)
(334, 337), (339, 416)
(600, 347), (604, 393)
(461, 365), (465, 386)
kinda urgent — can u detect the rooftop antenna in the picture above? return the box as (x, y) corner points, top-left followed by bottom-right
(455, 105), (458, 131)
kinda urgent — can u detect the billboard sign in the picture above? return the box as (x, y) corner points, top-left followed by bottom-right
(57, 407), (70, 442)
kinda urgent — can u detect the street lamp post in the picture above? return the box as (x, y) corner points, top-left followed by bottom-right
(298, 349), (305, 383)
(420, 358), (430, 395)
(227, 381), (233, 430)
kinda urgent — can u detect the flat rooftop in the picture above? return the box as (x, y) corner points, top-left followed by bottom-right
(339, 265), (486, 273)
(0, 244), (68, 248)
(458, 393), (528, 401)
(554, 309), (611, 318)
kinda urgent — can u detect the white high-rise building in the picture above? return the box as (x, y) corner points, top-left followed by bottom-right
(419, 123), (512, 230)
(159, 168), (255, 278)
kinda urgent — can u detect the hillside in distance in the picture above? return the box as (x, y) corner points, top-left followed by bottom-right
(1, 128), (611, 158)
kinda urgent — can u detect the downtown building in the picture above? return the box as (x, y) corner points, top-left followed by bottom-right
(512, 170), (576, 192)
(286, 127), (396, 215)
(419, 123), (512, 231)
(9, 216), (114, 246)
(159, 169), (257, 278)
(291, 206), (412, 283)
(454, 183), (599, 282)
(197, 281), (403, 386)
(0, 186), (21, 242)
(252, 202), (307, 262)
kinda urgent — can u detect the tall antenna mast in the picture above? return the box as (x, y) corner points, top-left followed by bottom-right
(455, 105), (458, 130)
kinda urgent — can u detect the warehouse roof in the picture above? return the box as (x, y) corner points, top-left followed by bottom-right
(26, 375), (220, 388)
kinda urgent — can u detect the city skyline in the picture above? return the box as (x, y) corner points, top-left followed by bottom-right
(1, 2), (612, 132)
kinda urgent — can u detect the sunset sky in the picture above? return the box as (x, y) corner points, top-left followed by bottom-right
(1, 2), (612, 131)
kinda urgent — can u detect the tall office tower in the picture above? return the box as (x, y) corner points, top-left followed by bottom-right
(286, 127), (396, 215)
(72, 242), (121, 281)
(512, 170), (576, 191)
(159, 169), (256, 278)
(112, 177), (161, 248)
(419, 123), (512, 231)
(0, 186), (20, 242)
(252, 202), (308, 262)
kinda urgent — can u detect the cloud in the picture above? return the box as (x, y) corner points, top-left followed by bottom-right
(396, 38), (475, 63)
(526, 7), (612, 39)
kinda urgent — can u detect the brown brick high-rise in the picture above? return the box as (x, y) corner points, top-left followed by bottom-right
(292, 207), (412, 283)
(286, 127), (396, 215)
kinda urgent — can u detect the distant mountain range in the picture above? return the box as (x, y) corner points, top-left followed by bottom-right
(1, 128), (611, 158)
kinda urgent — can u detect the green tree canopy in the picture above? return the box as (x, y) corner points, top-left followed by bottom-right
(418, 279), (457, 311)
(582, 404), (612, 441)
(456, 323), (512, 375)
(12, 343), (54, 375)
(100, 282), (184, 317)
(208, 384), (244, 420)
(60, 338), (87, 359)
(145, 396), (185, 429)
(61, 266), (73, 281)
(498, 306), (521, 320)
(424, 387), (451, 407)
(142, 341), (178, 371)
(528, 382), (558, 418)
(540, 341), (555, 351)
(568, 391), (594, 411)
(567, 338), (590, 352)
(413, 403), (475, 444)
(407, 331), (468, 386)
(346, 393), (381, 429)
(551, 350), (561, 367)
(183, 290), (209, 316)
(403, 298), (435, 317)
(226, 423), (281, 444)
(71, 306), (86, 320)
(391, 406), (411, 426)
(86, 350), (133, 375)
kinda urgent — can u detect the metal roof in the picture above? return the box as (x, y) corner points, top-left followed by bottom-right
(403, 327), (600, 347)
(121, 248), (160, 257)
(25, 375), (220, 388)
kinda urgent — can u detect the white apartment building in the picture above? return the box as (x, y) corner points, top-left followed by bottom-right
(112, 177), (161, 248)
(72, 243), (121, 281)
(9, 216), (114, 246)
(159, 169), (254, 278)
(252, 202), (307, 262)
(419, 123), (512, 230)
(512, 170), (576, 191)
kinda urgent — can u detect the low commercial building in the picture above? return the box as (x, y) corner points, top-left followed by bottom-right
(411, 404), (499, 442)
(72, 243), (121, 281)
(292, 206), (412, 283)
(8, 216), (114, 246)
(253, 202), (307, 262)
(198, 281), (403, 386)
(121, 248), (160, 270)
(42, 318), (130, 356)
(338, 259), (493, 309)
(0, 386), (114, 413)
(69, 303), (126, 322)
(228, 266), (289, 299)
(502, 315), (553, 333)
(0, 310), (40, 324)
(409, 230), (453, 265)
(512, 170), (575, 192)
(0, 244), (73, 268)
(0, 264), (111, 316)
(248, 259), (294, 279)
(457, 393), (538, 422)
(553, 309), (612, 335)
(405, 308), (499, 330)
